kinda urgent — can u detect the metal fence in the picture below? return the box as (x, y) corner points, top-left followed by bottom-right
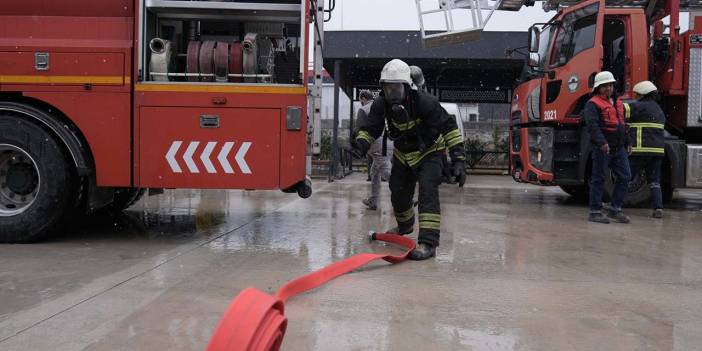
(465, 151), (509, 171)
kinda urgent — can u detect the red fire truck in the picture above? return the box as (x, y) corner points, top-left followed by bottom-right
(500, 0), (702, 204)
(416, 0), (701, 205)
(507, 0), (702, 205)
(0, 0), (316, 242)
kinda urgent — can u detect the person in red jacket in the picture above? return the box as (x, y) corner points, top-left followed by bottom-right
(584, 71), (632, 224)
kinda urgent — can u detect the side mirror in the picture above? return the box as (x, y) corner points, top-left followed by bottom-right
(529, 52), (541, 67)
(528, 26), (540, 53)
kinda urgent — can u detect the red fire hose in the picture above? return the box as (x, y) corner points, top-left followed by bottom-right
(206, 232), (416, 351)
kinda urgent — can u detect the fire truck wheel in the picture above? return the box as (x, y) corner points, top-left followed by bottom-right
(110, 188), (146, 212)
(0, 114), (77, 243)
(604, 169), (650, 207)
(297, 178), (312, 199)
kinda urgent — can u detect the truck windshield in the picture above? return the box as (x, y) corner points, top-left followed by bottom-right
(548, 3), (599, 68)
(536, 24), (556, 70)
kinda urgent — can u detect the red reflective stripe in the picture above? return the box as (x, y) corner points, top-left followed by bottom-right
(206, 233), (416, 351)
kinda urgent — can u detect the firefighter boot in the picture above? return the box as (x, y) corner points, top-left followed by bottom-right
(362, 198), (378, 210)
(387, 226), (413, 236)
(588, 212), (610, 224)
(607, 209), (631, 224)
(408, 243), (436, 261)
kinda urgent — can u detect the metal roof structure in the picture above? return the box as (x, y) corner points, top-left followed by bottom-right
(323, 30), (528, 104)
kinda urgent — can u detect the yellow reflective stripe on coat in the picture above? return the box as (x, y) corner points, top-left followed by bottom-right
(444, 129), (464, 148)
(392, 118), (421, 131)
(624, 103), (631, 120)
(637, 127), (643, 149)
(629, 122), (664, 129)
(356, 130), (374, 144)
(394, 135), (447, 168)
(632, 147), (664, 154)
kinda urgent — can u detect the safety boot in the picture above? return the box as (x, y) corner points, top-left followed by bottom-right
(607, 209), (631, 224)
(652, 209), (663, 219)
(387, 226), (413, 236)
(588, 212), (610, 224)
(362, 198), (377, 210)
(408, 243), (436, 261)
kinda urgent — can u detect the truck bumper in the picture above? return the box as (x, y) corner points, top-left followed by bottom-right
(510, 126), (555, 184)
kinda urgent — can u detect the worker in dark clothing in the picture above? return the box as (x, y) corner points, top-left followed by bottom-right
(627, 81), (666, 218)
(356, 90), (374, 181)
(352, 59), (465, 260)
(584, 71), (632, 224)
(612, 39), (626, 94)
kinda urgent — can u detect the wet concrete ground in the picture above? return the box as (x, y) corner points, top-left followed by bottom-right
(1, 175), (701, 351)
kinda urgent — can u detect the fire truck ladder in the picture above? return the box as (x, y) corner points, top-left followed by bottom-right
(416, 0), (702, 48)
(541, 0), (702, 12)
(414, 0), (530, 48)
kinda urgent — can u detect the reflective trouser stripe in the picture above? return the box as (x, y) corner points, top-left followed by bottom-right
(395, 208), (415, 222)
(418, 213), (440, 230)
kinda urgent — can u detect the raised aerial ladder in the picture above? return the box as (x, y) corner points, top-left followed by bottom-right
(415, 0), (702, 48)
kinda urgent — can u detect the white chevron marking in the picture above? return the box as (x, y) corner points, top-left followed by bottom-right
(184, 141), (200, 173)
(235, 142), (252, 174)
(201, 142), (217, 173)
(166, 141), (182, 173)
(218, 142), (235, 174)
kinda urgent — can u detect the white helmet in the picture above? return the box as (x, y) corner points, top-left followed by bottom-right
(592, 71), (617, 92)
(380, 59), (413, 86)
(633, 81), (658, 96)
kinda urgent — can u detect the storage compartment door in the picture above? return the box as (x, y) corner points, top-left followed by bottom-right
(139, 107), (280, 189)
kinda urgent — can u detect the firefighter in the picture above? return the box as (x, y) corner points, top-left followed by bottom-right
(627, 81), (666, 218)
(585, 71), (632, 224)
(352, 59), (466, 260)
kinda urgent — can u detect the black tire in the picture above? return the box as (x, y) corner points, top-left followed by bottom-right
(110, 188), (146, 212)
(0, 114), (77, 243)
(297, 178), (312, 199)
(604, 168), (650, 207)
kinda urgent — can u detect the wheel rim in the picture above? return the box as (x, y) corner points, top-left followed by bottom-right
(0, 144), (41, 216)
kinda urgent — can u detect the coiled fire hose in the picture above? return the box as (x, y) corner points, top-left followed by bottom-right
(206, 232), (416, 351)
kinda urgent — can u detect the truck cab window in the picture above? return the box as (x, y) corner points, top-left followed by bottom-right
(549, 4), (598, 68)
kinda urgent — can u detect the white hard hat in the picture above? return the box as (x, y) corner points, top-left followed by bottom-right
(592, 71), (617, 91)
(380, 59), (413, 86)
(633, 81), (658, 96)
